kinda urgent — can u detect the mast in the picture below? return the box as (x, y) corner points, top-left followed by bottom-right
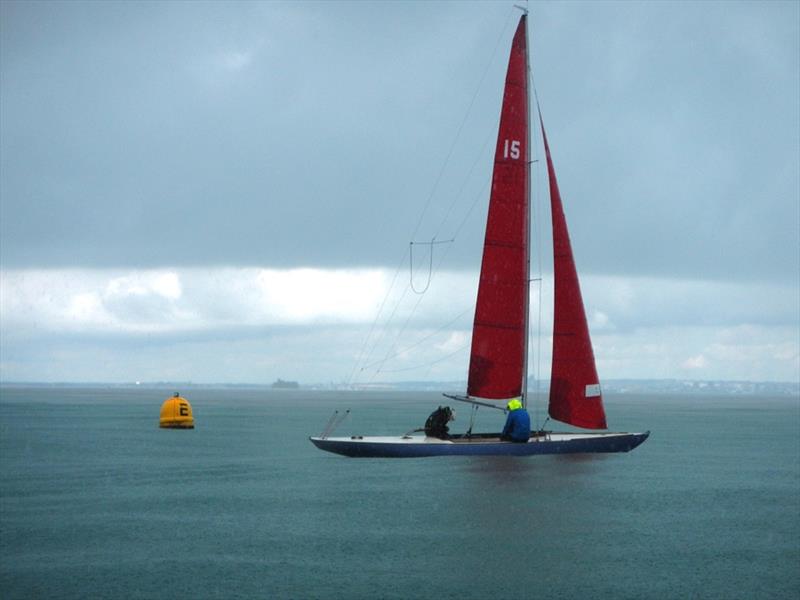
(521, 10), (531, 409)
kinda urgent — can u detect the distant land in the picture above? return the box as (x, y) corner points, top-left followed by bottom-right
(271, 379), (299, 389)
(0, 379), (797, 396)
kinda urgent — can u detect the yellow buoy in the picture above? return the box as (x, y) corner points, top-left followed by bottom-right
(159, 393), (195, 429)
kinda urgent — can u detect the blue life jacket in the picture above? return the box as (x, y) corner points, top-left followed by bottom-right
(502, 408), (531, 442)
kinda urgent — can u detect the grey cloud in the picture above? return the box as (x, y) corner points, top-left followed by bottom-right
(1, 1), (797, 286)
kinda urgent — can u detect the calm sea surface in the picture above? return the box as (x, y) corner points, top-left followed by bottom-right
(1, 387), (798, 599)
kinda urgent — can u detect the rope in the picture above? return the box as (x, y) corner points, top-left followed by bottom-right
(409, 238), (456, 294)
(375, 343), (470, 374)
(433, 127), (496, 241)
(320, 410), (338, 438)
(321, 409), (350, 438)
(407, 8), (517, 245)
(359, 307), (471, 372)
(359, 282), (411, 385)
(409, 241), (433, 294)
(346, 247), (409, 386)
(348, 8), (519, 385)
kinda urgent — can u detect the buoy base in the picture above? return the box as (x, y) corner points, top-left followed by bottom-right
(159, 422), (195, 429)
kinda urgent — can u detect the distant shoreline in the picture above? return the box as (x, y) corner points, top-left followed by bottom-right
(0, 379), (797, 396)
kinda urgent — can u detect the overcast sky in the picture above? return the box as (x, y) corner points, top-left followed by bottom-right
(1, 0), (798, 385)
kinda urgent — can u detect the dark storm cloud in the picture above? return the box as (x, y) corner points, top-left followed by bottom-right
(1, 1), (798, 284)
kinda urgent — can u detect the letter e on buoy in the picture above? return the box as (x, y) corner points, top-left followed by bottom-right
(159, 393), (195, 429)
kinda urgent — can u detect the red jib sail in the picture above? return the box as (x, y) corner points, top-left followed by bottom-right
(467, 16), (529, 400)
(541, 118), (608, 429)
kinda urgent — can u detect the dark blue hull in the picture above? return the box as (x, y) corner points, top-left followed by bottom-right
(309, 431), (650, 458)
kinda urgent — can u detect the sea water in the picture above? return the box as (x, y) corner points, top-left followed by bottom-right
(0, 387), (798, 599)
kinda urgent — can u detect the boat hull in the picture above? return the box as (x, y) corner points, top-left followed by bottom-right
(309, 431), (649, 458)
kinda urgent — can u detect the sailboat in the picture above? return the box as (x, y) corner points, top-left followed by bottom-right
(310, 13), (649, 458)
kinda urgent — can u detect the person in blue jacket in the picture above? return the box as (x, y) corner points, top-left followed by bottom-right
(501, 398), (530, 442)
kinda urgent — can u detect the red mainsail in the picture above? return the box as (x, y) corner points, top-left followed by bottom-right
(467, 16), (529, 401)
(541, 118), (608, 429)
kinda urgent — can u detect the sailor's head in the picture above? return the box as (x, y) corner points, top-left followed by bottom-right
(506, 398), (523, 411)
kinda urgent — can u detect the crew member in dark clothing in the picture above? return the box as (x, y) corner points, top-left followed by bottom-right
(424, 406), (454, 439)
(500, 398), (530, 442)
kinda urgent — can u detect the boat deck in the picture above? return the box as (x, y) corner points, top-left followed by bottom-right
(310, 430), (650, 457)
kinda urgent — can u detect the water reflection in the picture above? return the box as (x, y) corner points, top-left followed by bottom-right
(461, 453), (607, 483)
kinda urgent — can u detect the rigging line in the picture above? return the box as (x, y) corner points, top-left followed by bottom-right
(432, 122), (498, 241)
(376, 343), (470, 374)
(534, 149), (544, 428)
(369, 233), (462, 382)
(529, 63), (546, 429)
(357, 241), (455, 384)
(348, 43), (502, 385)
(450, 175), (492, 243)
(392, 195), (476, 379)
(365, 283), (426, 384)
(327, 409), (350, 438)
(381, 229), (464, 377)
(409, 241), (434, 294)
(407, 165), (490, 313)
(359, 306), (472, 372)
(409, 165), (478, 300)
(535, 277), (543, 428)
(428, 9), (515, 245)
(366, 226), (466, 382)
(535, 179), (545, 426)
(358, 11), (517, 385)
(347, 252), (406, 386)
(346, 247), (409, 386)
(466, 403), (478, 438)
(406, 46), (499, 295)
(373, 271), (443, 380)
(320, 410), (338, 438)
(360, 280), (412, 384)
(408, 7), (517, 244)
(409, 239), (454, 295)
(367, 238), (461, 383)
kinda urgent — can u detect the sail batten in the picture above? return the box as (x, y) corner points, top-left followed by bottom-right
(466, 16), (529, 401)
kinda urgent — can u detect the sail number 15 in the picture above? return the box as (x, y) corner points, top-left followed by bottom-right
(503, 139), (521, 160)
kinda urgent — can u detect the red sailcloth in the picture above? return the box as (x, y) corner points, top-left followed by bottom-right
(541, 118), (608, 429)
(467, 16), (529, 400)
